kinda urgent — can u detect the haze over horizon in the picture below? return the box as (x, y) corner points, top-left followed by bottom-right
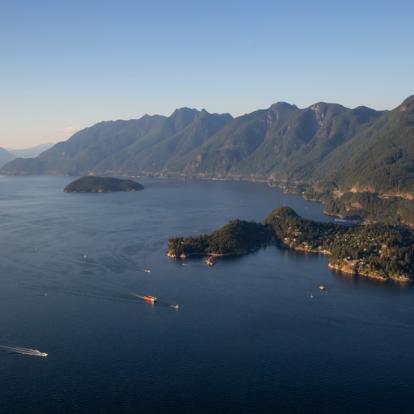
(1, 0), (413, 149)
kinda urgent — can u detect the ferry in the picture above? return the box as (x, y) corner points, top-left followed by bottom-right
(205, 256), (215, 266)
(143, 295), (158, 303)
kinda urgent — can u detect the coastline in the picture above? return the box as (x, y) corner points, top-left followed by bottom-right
(5, 170), (411, 228)
(167, 206), (414, 284)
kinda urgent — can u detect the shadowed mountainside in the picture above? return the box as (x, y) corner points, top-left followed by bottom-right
(2, 96), (414, 226)
(0, 148), (15, 168)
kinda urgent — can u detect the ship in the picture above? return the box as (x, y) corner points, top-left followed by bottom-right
(143, 295), (158, 303)
(205, 256), (215, 266)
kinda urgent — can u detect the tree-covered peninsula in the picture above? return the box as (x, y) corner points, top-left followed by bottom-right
(167, 207), (414, 283)
(64, 176), (144, 193)
(167, 220), (274, 259)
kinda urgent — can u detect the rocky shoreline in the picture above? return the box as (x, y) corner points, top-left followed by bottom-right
(327, 261), (411, 283)
(167, 207), (414, 284)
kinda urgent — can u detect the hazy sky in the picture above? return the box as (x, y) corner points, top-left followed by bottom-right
(1, 0), (413, 148)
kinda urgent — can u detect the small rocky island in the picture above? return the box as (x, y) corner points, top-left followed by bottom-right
(64, 176), (144, 193)
(167, 207), (414, 283)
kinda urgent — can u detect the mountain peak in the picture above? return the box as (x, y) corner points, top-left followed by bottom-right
(269, 102), (298, 111)
(310, 102), (327, 111)
(169, 107), (202, 131)
(402, 95), (414, 105)
(309, 102), (345, 111)
(267, 102), (298, 122)
(171, 107), (201, 117)
(398, 95), (414, 112)
(0, 147), (15, 168)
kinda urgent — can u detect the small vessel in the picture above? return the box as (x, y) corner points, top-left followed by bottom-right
(319, 284), (327, 292)
(143, 295), (158, 303)
(144, 269), (151, 273)
(205, 255), (215, 267)
(39, 352), (48, 358)
(170, 304), (180, 310)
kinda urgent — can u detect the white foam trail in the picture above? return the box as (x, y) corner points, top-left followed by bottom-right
(0, 345), (48, 358)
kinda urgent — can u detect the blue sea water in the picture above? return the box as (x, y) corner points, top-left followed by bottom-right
(0, 176), (413, 414)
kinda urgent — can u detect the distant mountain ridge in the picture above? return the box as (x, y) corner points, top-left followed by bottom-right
(181, 102), (383, 181)
(0, 102), (385, 180)
(2, 108), (233, 176)
(8, 143), (54, 158)
(0, 148), (15, 168)
(0, 143), (54, 168)
(1, 96), (414, 226)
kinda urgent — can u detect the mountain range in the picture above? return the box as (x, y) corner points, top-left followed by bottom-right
(0, 148), (15, 168)
(0, 143), (54, 168)
(1, 96), (413, 225)
(7, 143), (54, 158)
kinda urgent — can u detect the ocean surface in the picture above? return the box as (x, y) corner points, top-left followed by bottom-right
(0, 176), (414, 414)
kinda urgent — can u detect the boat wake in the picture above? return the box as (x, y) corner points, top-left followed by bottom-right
(0, 345), (48, 358)
(133, 294), (179, 310)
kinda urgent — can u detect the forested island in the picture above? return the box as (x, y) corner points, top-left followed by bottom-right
(64, 176), (144, 193)
(167, 207), (414, 283)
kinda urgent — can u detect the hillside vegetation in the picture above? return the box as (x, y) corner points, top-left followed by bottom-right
(2, 96), (414, 226)
(168, 207), (414, 283)
(64, 176), (144, 193)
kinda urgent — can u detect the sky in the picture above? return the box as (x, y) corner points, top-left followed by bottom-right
(0, 0), (413, 148)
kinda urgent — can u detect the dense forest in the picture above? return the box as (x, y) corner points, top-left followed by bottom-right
(167, 220), (273, 258)
(168, 207), (414, 283)
(64, 176), (144, 193)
